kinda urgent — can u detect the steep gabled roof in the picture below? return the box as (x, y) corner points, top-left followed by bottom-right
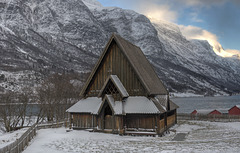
(113, 34), (168, 95)
(80, 33), (168, 97)
(98, 75), (129, 98)
(97, 95), (116, 115)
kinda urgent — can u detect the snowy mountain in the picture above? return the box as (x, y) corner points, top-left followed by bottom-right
(0, 0), (239, 95)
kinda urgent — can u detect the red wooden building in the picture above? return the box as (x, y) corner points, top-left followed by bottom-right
(67, 34), (178, 136)
(191, 109), (221, 115)
(228, 105), (240, 115)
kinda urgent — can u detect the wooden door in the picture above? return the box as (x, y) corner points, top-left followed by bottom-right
(104, 115), (112, 129)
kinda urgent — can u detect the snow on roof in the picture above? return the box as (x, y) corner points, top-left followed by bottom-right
(152, 95), (168, 112)
(123, 97), (160, 114)
(67, 96), (165, 115)
(105, 95), (123, 115)
(110, 75), (129, 98)
(236, 105), (240, 108)
(197, 110), (213, 114)
(114, 101), (123, 115)
(218, 109), (229, 114)
(98, 75), (129, 98)
(194, 109), (221, 115)
(66, 97), (102, 114)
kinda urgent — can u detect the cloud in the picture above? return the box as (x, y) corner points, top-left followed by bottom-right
(190, 12), (203, 23)
(179, 25), (240, 59)
(178, 0), (240, 7)
(135, 0), (178, 22)
(224, 49), (240, 59)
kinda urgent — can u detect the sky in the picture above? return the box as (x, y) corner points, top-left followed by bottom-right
(97, 0), (240, 58)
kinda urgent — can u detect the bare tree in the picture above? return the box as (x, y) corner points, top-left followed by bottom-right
(36, 73), (81, 123)
(0, 87), (34, 132)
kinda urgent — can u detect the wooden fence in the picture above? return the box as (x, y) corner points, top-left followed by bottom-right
(178, 113), (240, 122)
(0, 121), (68, 153)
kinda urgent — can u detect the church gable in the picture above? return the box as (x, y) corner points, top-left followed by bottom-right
(98, 75), (129, 101)
(82, 37), (147, 98)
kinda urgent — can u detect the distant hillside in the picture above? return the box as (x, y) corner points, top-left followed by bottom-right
(0, 0), (240, 96)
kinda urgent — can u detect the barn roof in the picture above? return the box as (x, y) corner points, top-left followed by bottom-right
(80, 33), (168, 97)
(218, 109), (228, 114)
(192, 109), (221, 115)
(228, 105), (240, 111)
(98, 75), (129, 98)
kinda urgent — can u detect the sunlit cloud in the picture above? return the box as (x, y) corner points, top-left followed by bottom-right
(179, 25), (240, 59)
(136, 1), (177, 22)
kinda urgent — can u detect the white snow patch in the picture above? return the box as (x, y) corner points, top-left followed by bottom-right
(22, 121), (240, 153)
(82, 0), (103, 10)
(0, 23), (15, 35)
(17, 47), (28, 54)
(0, 128), (28, 148)
(176, 123), (205, 133)
(170, 92), (204, 98)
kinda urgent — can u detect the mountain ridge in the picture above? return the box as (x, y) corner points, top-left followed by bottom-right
(0, 0), (239, 96)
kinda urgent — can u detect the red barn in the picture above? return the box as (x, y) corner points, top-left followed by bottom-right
(228, 105), (240, 115)
(191, 109), (221, 115)
(191, 110), (198, 115)
(209, 110), (222, 115)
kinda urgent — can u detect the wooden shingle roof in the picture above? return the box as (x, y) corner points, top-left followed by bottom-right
(80, 33), (168, 97)
(113, 34), (168, 95)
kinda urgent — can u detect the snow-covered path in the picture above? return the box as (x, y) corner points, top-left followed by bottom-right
(23, 121), (240, 153)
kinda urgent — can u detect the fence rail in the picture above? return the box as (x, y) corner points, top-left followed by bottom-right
(178, 113), (240, 122)
(0, 120), (68, 153)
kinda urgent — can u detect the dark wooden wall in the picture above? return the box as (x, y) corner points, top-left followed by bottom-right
(126, 114), (156, 129)
(86, 41), (146, 97)
(72, 113), (93, 129)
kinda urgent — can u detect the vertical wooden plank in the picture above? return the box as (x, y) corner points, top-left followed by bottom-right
(127, 62), (130, 93)
(112, 44), (115, 74)
(115, 45), (119, 76)
(130, 67), (133, 95)
(123, 56), (126, 88)
(103, 57), (105, 85)
(110, 46), (113, 75)
(98, 68), (100, 91)
(121, 52), (124, 83)
(118, 46), (121, 78)
(104, 53), (107, 82)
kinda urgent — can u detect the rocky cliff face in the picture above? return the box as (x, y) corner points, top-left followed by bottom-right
(0, 0), (239, 95)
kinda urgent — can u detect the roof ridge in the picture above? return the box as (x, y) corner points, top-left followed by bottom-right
(113, 33), (141, 50)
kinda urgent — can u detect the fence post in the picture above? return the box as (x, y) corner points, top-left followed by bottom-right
(17, 138), (19, 153)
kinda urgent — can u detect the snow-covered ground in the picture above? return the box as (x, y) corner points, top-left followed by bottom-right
(0, 127), (28, 148)
(22, 121), (240, 153)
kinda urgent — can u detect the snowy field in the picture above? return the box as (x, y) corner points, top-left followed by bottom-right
(22, 120), (240, 153)
(0, 127), (28, 148)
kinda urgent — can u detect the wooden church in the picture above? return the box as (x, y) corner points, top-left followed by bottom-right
(67, 33), (178, 135)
